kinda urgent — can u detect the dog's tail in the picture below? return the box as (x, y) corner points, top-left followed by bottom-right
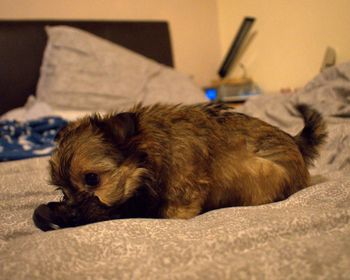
(294, 104), (327, 166)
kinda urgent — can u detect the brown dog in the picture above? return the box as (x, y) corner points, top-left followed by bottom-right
(34, 103), (327, 230)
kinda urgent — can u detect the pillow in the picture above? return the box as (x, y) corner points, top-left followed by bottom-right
(36, 26), (206, 111)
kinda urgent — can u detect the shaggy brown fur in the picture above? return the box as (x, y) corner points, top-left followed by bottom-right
(34, 103), (327, 230)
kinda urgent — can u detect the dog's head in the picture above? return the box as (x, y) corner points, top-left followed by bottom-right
(34, 112), (155, 231)
(50, 112), (149, 206)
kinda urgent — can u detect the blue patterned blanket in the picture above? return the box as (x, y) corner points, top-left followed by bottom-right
(0, 117), (67, 162)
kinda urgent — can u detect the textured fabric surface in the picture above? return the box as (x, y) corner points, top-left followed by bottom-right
(0, 96), (54, 122)
(1, 63), (350, 279)
(36, 26), (206, 111)
(0, 95), (97, 122)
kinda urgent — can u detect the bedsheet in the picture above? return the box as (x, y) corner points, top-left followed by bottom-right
(1, 62), (350, 279)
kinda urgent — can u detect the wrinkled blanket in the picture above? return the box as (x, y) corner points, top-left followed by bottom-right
(1, 63), (350, 279)
(0, 117), (67, 162)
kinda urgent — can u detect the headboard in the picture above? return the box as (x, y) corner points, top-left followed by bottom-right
(0, 20), (173, 115)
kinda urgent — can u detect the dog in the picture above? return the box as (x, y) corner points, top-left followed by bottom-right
(33, 103), (327, 231)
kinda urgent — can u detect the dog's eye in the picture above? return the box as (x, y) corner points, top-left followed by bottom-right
(84, 173), (100, 188)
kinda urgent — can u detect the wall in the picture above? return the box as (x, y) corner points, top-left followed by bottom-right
(1, 0), (350, 91)
(0, 0), (221, 87)
(217, 0), (350, 92)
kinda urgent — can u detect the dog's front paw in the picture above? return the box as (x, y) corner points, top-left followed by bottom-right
(33, 203), (62, 231)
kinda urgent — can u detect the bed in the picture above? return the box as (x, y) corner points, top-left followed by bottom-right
(1, 20), (350, 279)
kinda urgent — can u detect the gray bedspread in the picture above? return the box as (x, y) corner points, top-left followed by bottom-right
(1, 63), (350, 279)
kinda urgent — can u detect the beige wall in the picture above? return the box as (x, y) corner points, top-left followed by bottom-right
(1, 0), (350, 91)
(217, 0), (350, 92)
(0, 0), (221, 87)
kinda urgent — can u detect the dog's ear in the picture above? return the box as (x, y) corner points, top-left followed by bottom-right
(95, 112), (138, 145)
(54, 125), (68, 142)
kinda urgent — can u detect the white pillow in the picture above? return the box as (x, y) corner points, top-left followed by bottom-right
(36, 26), (206, 111)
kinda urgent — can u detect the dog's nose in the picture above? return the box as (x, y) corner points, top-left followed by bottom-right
(33, 204), (61, 231)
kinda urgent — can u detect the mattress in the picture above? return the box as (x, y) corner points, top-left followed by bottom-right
(1, 62), (350, 279)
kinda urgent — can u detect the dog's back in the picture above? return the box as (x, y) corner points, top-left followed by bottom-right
(133, 103), (327, 216)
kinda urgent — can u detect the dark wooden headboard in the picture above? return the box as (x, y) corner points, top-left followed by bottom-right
(0, 20), (173, 115)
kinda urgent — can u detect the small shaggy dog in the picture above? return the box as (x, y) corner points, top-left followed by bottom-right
(33, 103), (327, 231)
